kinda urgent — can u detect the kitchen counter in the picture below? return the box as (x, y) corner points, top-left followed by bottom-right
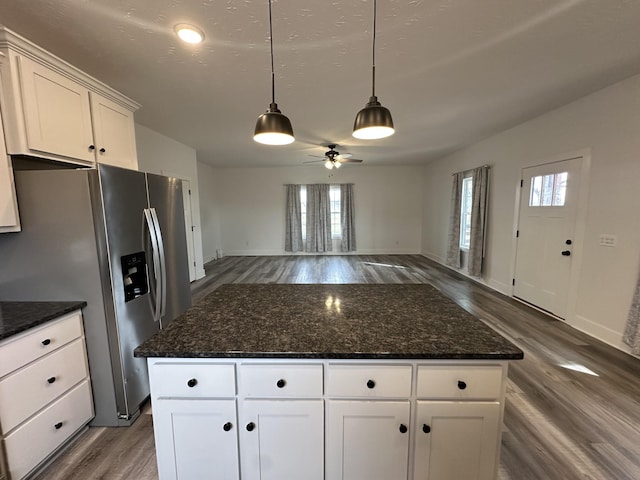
(0, 301), (87, 341)
(134, 283), (523, 359)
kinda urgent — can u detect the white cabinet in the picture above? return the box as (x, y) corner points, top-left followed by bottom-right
(0, 27), (140, 169)
(327, 400), (411, 480)
(0, 84), (20, 232)
(0, 310), (94, 480)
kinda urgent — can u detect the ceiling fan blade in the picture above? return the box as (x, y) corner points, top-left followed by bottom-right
(307, 154), (326, 159)
(340, 158), (364, 163)
(337, 153), (353, 159)
(303, 159), (325, 164)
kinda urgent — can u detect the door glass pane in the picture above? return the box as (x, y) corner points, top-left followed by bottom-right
(530, 176), (542, 206)
(541, 174), (554, 206)
(553, 172), (567, 206)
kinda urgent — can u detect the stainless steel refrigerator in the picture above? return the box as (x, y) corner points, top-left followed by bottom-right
(0, 164), (191, 426)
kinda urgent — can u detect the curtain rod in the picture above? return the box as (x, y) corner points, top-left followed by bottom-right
(451, 164), (490, 176)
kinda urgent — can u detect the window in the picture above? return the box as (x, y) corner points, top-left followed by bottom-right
(300, 185), (342, 240)
(460, 176), (473, 250)
(529, 172), (567, 207)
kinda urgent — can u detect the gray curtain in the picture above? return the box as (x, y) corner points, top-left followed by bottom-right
(468, 165), (489, 277)
(340, 184), (356, 252)
(624, 268), (640, 354)
(284, 184), (303, 252)
(305, 184), (332, 253)
(445, 172), (463, 268)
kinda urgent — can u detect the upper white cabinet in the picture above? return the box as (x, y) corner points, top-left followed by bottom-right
(0, 76), (20, 232)
(0, 27), (140, 169)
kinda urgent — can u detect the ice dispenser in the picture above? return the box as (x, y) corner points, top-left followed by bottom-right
(121, 252), (149, 302)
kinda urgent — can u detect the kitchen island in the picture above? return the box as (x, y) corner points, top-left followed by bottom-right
(135, 284), (523, 480)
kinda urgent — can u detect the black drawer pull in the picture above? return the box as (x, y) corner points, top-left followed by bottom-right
(457, 380), (467, 390)
(42, 339), (52, 346)
(47, 376), (56, 384)
(54, 422), (63, 430)
(399, 424), (408, 434)
(366, 379), (376, 389)
(423, 424), (431, 434)
(223, 422), (233, 432)
(99, 147), (106, 153)
(187, 378), (198, 388)
(276, 379), (286, 388)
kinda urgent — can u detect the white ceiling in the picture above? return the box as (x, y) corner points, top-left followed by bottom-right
(0, 0), (639, 168)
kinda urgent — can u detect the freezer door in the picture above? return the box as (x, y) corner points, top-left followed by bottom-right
(98, 164), (160, 420)
(146, 173), (192, 328)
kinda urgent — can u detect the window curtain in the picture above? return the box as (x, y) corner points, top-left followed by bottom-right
(445, 172), (463, 269)
(305, 184), (332, 253)
(468, 165), (489, 277)
(284, 184), (303, 252)
(624, 266), (640, 354)
(340, 184), (356, 252)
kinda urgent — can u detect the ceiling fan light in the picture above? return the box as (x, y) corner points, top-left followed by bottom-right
(353, 96), (395, 140)
(334, 161), (342, 169)
(253, 103), (295, 145)
(325, 160), (334, 170)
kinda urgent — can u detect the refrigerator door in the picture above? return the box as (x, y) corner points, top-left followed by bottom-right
(98, 164), (160, 420)
(146, 173), (192, 328)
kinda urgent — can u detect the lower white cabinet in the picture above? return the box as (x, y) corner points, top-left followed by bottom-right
(239, 400), (324, 480)
(152, 398), (240, 480)
(413, 402), (501, 480)
(326, 400), (410, 480)
(148, 358), (508, 480)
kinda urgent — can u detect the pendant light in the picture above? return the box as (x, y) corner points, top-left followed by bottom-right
(253, 0), (295, 145)
(352, 0), (394, 140)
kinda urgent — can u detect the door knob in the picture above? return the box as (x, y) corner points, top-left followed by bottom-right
(565, 239), (572, 245)
(561, 250), (571, 256)
(223, 422), (233, 432)
(399, 424), (408, 434)
(246, 422), (256, 432)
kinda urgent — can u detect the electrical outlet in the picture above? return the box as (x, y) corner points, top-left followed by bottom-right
(599, 234), (617, 247)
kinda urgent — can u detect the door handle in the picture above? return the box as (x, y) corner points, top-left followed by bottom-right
(144, 208), (162, 322)
(561, 250), (571, 256)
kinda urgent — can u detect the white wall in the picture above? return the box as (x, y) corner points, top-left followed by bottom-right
(198, 165), (424, 258)
(135, 124), (205, 280)
(421, 73), (640, 354)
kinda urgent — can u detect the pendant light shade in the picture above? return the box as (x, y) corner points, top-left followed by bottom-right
(253, 0), (294, 145)
(353, 0), (394, 140)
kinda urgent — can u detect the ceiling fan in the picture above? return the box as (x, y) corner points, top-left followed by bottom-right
(304, 144), (364, 170)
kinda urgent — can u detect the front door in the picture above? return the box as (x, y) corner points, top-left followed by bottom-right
(513, 157), (582, 318)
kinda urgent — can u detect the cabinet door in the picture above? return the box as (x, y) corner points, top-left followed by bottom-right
(152, 398), (239, 480)
(18, 56), (95, 162)
(326, 400), (410, 480)
(413, 401), (501, 480)
(239, 400), (323, 480)
(0, 115), (20, 231)
(90, 92), (138, 169)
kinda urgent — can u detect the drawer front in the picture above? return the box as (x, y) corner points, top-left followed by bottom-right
(239, 364), (323, 397)
(326, 364), (412, 398)
(4, 380), (93, 480)
(150, 362), (236, 398)
(0, 311), (83, 378)
(0, 338), (89, 433)
(416, 365), (504, 400)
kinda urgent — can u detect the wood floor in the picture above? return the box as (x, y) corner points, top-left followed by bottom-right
(34, 255), (640, 480)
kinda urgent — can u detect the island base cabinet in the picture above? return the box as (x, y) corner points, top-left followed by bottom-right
(239, 400), (324, 480)
(326, 400), (411, 480)
(413, 401), (501, 480)
(152, 398), (240, 480)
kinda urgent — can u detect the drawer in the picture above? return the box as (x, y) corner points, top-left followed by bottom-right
(416, 365), (504, 400)
(0, 338), (89, 433)
(150, 362), (236, 398)
(326, 364), (412, 398)
(239, 364), (323, 397)
(0, 311), (84, 378)
(4, 380), (93, 480)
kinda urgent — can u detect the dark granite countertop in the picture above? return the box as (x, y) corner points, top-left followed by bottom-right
(0, 301), (87, 341)
(135, 284), (523, 360)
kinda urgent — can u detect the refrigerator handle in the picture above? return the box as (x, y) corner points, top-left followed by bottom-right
(143, 208), (163, 322)
(150, 207), (167, 321)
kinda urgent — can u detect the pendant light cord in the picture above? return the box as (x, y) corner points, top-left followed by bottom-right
(371, 0), (377, 98)
(269, 0), (276, 105)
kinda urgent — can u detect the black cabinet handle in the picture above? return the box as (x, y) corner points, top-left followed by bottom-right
(562, 250), (571, 256)
(187, 378), (198, 388)
(276, 379), (286, 388)
(88, 145), (95, 151)
(223, 422), (233, 432)
(246, 422), (255, 432)
(566, 239), (572, 245)
(99, 147), (106, 153)
(366, 379), (376, 389)
(42, 339), (51, 346)
(54, 422), (63, 430)
(399, 424), (408, 434)
(47, 376), (56, 384)
(457, 380), (467, 390)
(423, 424), (431, 434)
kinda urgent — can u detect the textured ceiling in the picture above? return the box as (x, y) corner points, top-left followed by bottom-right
(0, 0), (639, 167)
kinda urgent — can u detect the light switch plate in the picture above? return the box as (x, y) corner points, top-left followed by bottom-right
(599, 234), (617, 247)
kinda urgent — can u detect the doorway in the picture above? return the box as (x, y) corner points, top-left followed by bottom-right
(181, 179), (197, 282)
(513, 156), (583, 319)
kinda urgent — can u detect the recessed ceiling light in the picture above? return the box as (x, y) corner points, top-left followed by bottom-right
(174, 24), (204, 44)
